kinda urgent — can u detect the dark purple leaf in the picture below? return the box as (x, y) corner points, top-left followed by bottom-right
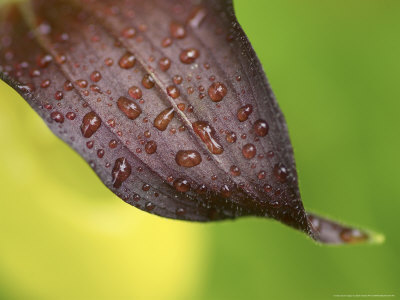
(0, 0), (374, 244)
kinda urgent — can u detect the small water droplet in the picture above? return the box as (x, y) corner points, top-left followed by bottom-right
(90, 71), (102, 82)
(170, 21), (186, 39)
(226, 132), (237, 143)
(128, 86), (142, 99)
(50, 111), (64, 123)
(174, 178), (190, 192)
(237, 104), (253, 122)
(273, 163), (288, 183)
(145, 140), (157, 154)
(66, 112), (76, 120)
(97, 149), (105, 158)
(159, 57), (171, 71)
(230, 165), (241, 176)
(122, 27), (136, 38)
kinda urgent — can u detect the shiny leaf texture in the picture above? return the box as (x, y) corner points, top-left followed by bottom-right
(0, 0), (375, 244)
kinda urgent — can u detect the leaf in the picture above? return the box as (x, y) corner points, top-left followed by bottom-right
(0, 0), (377, 244)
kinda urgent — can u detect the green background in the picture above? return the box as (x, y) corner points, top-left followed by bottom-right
(1, 0), (399, 299)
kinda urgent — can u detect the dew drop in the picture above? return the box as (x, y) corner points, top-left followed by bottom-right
(81, 111), (102, 138)
(154, 107), (174, 131)
(90, 71), (102, 82)
(175, 150), (202, 168)
(66, 112), (76, 120)
(230, 165), (241, 176)
(180, 48), (199, 64)
(112, 157), (132, 188)
(145, 140), (157, 154)
(192, 121), (224, 154)
(170, 21), (186, 39)
(254, 119), (269, 137)
(64, 80), (74, 91)
(97, 149), (105, 158)
(166, 85), (180, 99)
(176, 207), (186, 216)
(158, 57), (171, 71)
(162, 37), (173, 47)
(208, 82), (227, 102)
(226, 131), (237, 143)
(118, 52), (136, 69)
(220, 185), (232, 198)
(237, 104), (253, 122)
(273, 163), (288, 183)
(122, 27), (136, 38)
(54, 91), (63, 101)
(50, 111), (64, 123)
(242, 143), (256, 159)
(128, 86), (142, 99)
(117, 96), (142, 120)
(174, 178), (190, 192)
(142, 74), (155, 89)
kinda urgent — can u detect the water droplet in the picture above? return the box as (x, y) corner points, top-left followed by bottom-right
(76, 79), (88, 88)
(142, 74), (155, 89)
(117, 96), (142, 120)
(177, 103), (186, 111)
(174, 178), (190, 192)
(170, 21), (186, 39)
(145, 140), (157, 154)
(119, 52), (136, 69)
(122, 27), (136, 38)
(37, 54), (52, 68)
(81, 111), (102, 138)
(159, 57), (171, 71)
(128, 86), (142, 99)
(90, 71), (102, 82)
(173, 75), (183, 85)
(176, 207), (186, 216)
(208, 82), (227, 102)
(254, 119), (269, 136)
(237, 104), (253, 122)
(109, 139), (118, 149)
(258, 171), (266, 179)
(64, 80), (73, 91)
(86, 141), (94, 149)
(226, 131), (237, 143)
(264, 184), (272, 193)
(180, 48), (199, 64)
(154, 107), (174, 131)
(340, 228), (368, 244)
(41, 79), (51, 88)
(54, 91), (63, 101)
(192, 121), (224, 154)
(242, 143), (256, 159)
(142, 184), (150, 191)
(220, 185), (232, 198)
(50, 111), (64, 123)
(145, 202), (155, 211)
(161, 37), (173, 47)
(66, 112), (76, 120)
(175, 150), (202, 167)
(112, 157), (132, 188)
(97, 149), (105, 158)
(166, 85), (180, 98)
(230, 165), (241, 176)
(273, 163), (288, 183)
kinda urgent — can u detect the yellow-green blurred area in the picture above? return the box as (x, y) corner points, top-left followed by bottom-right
(1, 0), (400, 299)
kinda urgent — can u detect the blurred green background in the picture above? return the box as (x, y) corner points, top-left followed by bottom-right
(1, 0), (399, 299)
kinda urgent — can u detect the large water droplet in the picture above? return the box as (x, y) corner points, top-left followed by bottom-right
(81, 111), (102, 138)
(180, 48), (199, 64)
(208, 82), (227, 102)
(154, 107), (174, 131)
(117, 96), (142, 120)
(192, 121), (224, 154)
(242, 143), (256, 159)
(273, 163), (288, 183)
(119, 52), (136, 69)
(142, 74), (155, 89)
(175, 150), (202, 167)
(112, 157), (132, 188)
(254, 119), (269, 136)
